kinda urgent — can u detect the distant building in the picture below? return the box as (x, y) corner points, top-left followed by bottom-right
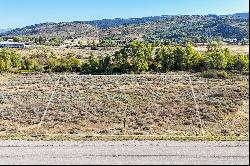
(0, 41), (25, 48)
(223, 38), (238, 44)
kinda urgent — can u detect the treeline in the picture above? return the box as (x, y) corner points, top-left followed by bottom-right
(81, 41), (249, 74)
(0, 41), (249, 74)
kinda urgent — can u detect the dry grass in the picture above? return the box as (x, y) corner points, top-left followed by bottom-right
(195, 45), (249, 54)
(0, 73), (249, 140)
(15, 44), (249, 60)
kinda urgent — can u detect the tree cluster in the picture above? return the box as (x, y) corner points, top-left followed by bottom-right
(81, 41), (249, 74)
(0, 41), (248, 74)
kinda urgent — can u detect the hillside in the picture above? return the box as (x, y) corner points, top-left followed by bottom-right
(98, 14), (249, 43)
(232, 12), (249, 19)
(1, 13), (249, 43)
(1, 23), (97, 39)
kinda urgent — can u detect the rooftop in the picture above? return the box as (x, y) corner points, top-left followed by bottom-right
(0, 41), (25, 45)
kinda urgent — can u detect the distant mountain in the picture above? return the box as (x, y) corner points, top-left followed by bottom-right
(0, 28), (11, 34)
(232, 12), (249, 19)
(1, 13), (249, 43)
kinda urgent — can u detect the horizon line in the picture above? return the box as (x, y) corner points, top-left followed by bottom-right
(0, 11), (249, 30)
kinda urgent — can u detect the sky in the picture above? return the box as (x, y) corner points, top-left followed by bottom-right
(0, 0), (249, 29)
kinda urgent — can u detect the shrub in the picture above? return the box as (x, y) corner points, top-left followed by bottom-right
(99, 55), (113, 74)
(10, 51), (22, 68)
(84, 53), (100, 73)
(205, 51), (228, 70)
(155, 46), (175, 72)
(67, 56), (82, 72)
(0, 49), (22, 72)
(48, 57), (60, 72)
(50, 37), (62, 46)
(0, 55), (11, 71)
(234, 54), (249, 72)
(200, 70), (229, 79)
(226, 53), (236, 71)
(22, 58), (43, 72)
(217, 71), (229, 78)
(48, 56), (81, 72)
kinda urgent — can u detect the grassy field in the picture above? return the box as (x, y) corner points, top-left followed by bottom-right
(15, 45), (249, 60)
(0, 73), (249, 141)
(195, 45), (249, 55)
(17, 45), (120, 59)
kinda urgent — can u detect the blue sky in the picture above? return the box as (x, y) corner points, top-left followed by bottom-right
(0, 0), (249, 29)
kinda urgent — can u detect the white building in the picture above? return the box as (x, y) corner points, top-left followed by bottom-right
(0, 41), (25, 48)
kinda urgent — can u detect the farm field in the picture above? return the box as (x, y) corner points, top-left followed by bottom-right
(0, 73), (249, 141)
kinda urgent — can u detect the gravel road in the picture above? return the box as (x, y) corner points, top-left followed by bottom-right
(0, 141), (248, 165)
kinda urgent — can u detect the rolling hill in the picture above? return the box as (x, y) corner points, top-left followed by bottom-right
(1, 13), (249, 43)
(232, 12), (249, 19)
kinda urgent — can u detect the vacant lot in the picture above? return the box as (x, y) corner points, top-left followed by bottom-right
(0, 73), (249, 140)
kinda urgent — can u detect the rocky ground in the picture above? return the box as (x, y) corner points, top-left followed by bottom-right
(0, 73), (249, 139)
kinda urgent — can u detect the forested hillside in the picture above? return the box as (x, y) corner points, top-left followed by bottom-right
(1, 13), (249, 43)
